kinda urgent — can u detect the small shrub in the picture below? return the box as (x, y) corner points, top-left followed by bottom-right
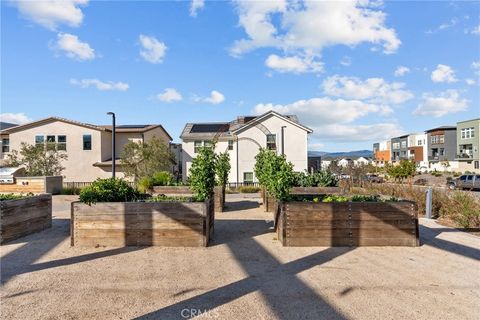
(322, 195), (349, 203)
(439, 192), (480, 228)
(61, 187), (82, 195)
(293, 170), (337, 187)
(238, 186), (261, 193)
(351, 195), (379, 202)
(79, 178), (141, 205)
(414, 178), (427, 186)
(138, 176), (154, 193)
(0, 193), (28, 201)
(137, 171), (174, 192)
(146, 194), (193, 202)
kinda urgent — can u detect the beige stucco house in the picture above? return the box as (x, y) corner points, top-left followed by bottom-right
(0, 117), (172, 182)
(180, 111), (312, 184)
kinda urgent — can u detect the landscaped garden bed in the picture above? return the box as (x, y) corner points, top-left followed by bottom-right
(276, 195), (419, 247)
(0, 193), (52, 244)
(153, 185), (224, 213)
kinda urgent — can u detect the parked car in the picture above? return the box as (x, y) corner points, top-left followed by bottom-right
(448, 174), (480, 190)
(362, 174), (384, 183)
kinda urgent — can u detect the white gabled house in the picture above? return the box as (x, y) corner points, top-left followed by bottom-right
(180, 111), (313, 184)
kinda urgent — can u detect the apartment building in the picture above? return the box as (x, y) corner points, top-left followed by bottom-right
(407, 133), (428, 169)
(373, 140), (391, 166)
(0, 117), (172, 182)
(456, 118), (480, 173)
(425, 126), (459, 171)
(180, 110), (312, 183)
(391, 135), (409, 162)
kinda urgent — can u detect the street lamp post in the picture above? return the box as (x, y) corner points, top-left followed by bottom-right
(281, 126), (286, 156)
(107, 112), (116, 178)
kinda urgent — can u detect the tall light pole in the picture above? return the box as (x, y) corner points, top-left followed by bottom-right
(107, 112), (116, 178)
(281, 126), (286, 156)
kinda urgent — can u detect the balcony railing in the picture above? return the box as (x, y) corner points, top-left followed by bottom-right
(456, 153), (473, 159)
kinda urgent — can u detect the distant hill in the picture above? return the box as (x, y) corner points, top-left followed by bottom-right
(308, 150), (373, 159)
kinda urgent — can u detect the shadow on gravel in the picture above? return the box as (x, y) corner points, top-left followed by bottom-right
(419, 225), (480, 261)
(223, 200), (260, 212)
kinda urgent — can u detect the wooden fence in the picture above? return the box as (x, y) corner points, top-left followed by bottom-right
(1, 194), (52, 244)
(1, 176), (62, 194)
(277, 200), (419, 247)
(71, 199), (214, 247)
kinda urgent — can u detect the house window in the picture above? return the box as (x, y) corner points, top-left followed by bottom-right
(243, 172), (254, 183)
(228, 140), (233, 150)
(431, 135), (444, 144)
(461, 127), (475, 139)
(392, 142), (400, 149)
(266, 134), (276, 150)
(1, 138), (9, 153)
(83, 134), (92, 150)
(35, 135), (45, 147)
(194, 141), (202, 153)
(58, 135), (67, 151)
(417, 140), (422, 146)
(439, 148), (444, 156)
(46, 135), (56, 150)
(203, 140), (213, 149)
(401, 141), (407, 148)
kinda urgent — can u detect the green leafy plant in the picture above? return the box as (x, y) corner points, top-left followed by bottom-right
(215, 151), (231, 187)
(146, 194), (193, 202)
(351, 195), (379, 202)
(386, 160), (417, 182)
(7, 142), (68, 176)
(189, 144), (216, 201)
(293, 170), (337, 187)
(137, 171), (175, 193)
(0, 193), (30, 201)
(79, 178), (141, 205)
(322, 195), (349, 203)
(238, 186), (261, 193)
(61, 186), (82, 195)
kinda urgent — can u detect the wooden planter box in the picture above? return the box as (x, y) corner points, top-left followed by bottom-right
(71, 198), (214, 247)
(0, 176), (63, 194)
(277, 200), (419, 247)
(264, 187), (342, 213)
(1, 194), (52, 244)
(152, 186), (224, 213)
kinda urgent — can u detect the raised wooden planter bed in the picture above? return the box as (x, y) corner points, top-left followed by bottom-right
(1, 194), (52, 244)
(152, 186), (224, 213)
(71, 199), (214, 247)
(276, 200), (419, 247)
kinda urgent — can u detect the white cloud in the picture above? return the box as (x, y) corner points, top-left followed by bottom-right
(414, 90), (469, 117)
(11, 0), (88, 30)
(55, 33), (95, 60)
(321, 75), (414, 104)
(471, 25), (480, 35)
(190, 0), (205, 17)
(340, 56), (352, 67)
(254, 97), (400, 142)
(265, 54), (323, 73)
(394, 66), (410, 77)
(156, 88), (183, 102)
(230, 0), (400, 73)
(0, 113), (32, 124)
(431, 64), (457, 83)
(465, 78), (476, 86)
(70, 78), (129, 91)
(472, 61), (480, 76)
(193, 90), (225, 105)
(139, 35), (167, 64)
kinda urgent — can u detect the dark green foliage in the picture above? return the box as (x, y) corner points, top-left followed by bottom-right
(351, 195), (380, 202)
(293, 170), (337, 187)
(0, 193), (30, 201)
(138, 171), (175, 192)
(146, 194), (194, 202)
(215, 151), (231, 187)
(61, 187), (82, 195)
(189, 145), (216, 201)
(79, 178), (141, 205)
(386, 160), (417, 181)
(7, 142), (67, 176)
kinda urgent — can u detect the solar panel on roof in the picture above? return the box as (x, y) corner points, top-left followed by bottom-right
(190, 124), (229, 133)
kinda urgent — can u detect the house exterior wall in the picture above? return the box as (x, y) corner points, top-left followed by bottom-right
(456, 119), (480, 173)
(391, 136), (408, 162)
(427, 129), (457, 162)
(182, 114), (309, 183)
(7, 121), (114, 182)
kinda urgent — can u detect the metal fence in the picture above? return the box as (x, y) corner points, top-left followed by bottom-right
(225, 182), (260, 190)
(63, 181), (136, 189)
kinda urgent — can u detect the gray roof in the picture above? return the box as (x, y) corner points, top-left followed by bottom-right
(0, 122), (18, 131)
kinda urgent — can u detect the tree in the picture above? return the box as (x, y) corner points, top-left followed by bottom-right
(386, 160), (416, 182)
(189, 144), (216, 201)
(215, 151), (231, 187)
(7, 142), (68, 176)
(121, 137), (175, 182)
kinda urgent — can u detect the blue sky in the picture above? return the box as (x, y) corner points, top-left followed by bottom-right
(1, 0), (479, 151)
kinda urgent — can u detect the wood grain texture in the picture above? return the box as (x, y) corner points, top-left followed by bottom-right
(278, 200), (419, 247)
(71, 199), (214, 247)
(0, 194), (52, 244)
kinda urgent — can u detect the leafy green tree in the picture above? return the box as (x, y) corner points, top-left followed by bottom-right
(189, 144), (216, 201)
(79, 178), (140, 205)
(293, 170), (337, 187)
(386, 160), (417, 182)
(121, 136), (175, 182)
(7, 142), (68, 176)
(215, 151), (231, 187)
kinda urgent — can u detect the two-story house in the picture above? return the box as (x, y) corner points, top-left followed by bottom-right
(456, 118), (480, 173)
(426, 126), (459, 171)
(391, 135), (409, 162)
(180, 111), (312, 183)
(0, 117), (172, 182)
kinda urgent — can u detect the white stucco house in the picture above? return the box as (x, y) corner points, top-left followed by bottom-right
(180, 111), (312, 184)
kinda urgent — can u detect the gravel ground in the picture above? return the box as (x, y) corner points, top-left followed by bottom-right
(1, 194), (479, 320)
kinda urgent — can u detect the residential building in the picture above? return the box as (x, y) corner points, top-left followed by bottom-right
(456, 118), (480, 173)
(0, 117), (172, 182)
(426, 126), (459, 172)
(407, 133), (428, 169)
(338, 158), (354, 167)
(354, 157), (372, 166)
(180, 111), (312, 183)
(391, 135), (409, 162)
(307, 156), (322, 172)
(373, 140), (391, 166)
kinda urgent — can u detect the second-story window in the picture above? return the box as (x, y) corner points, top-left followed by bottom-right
(266, 134), (276, 150)
(58, 135), (67, 151)
(46, 135), (56, 151)
(1, 138), (9, 153)
(417, 140), (422, 146)
(194, 141), (202, 153)
(228, 140), (233, 150)
(35, 135), (45, 147)
(431, 135), (444, 144)
(392, 142), (400, 149)
(461, 127), (475, 139)
(401, 141), (407, 148)
(83, 134), (92, 150)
